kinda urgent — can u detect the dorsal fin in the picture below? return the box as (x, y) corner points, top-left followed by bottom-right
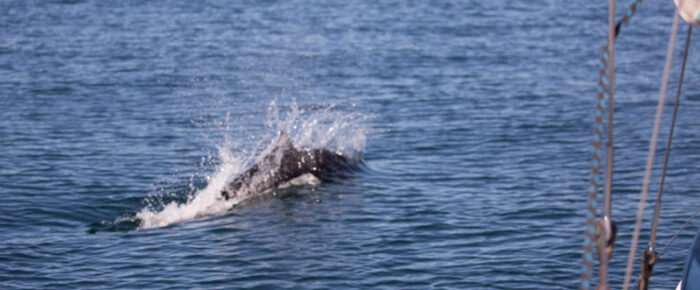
(276, 131), (294, 150)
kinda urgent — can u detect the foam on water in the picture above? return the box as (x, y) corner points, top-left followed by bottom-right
(135, 101), (368, 229)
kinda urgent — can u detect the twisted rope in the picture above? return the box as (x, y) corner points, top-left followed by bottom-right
(580, 1), (645, 289)
(580, 43), (607, 289)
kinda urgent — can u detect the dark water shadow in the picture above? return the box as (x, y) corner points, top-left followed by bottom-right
(87, 214), (142, 234)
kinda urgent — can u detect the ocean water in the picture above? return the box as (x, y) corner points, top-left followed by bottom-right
(2, 0), (700, 288)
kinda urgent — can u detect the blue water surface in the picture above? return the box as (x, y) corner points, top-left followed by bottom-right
(2, 0), (700, 288)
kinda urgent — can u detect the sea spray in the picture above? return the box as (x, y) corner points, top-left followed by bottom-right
(135, 145), (246, 229)
(135, 100), (369, 229)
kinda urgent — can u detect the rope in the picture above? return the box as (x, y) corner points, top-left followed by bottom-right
(597, 0), (618, 287)
(580, 1), (645, 289)
(649, 25), (692, 251)
(635, 25), (693, 290)
(580, 41), (608, 290)
(637, 26), (693, 289)
(659, 207), (700, 257)
(615, 77), (700, 141)
(632, 206), (700, 288)
(622, 9), (681, 290)
(615, 0), (644, 37)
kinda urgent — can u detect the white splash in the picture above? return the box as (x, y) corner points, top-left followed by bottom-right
(135, 101), (368, 229)
(136, 145), (241, 229)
